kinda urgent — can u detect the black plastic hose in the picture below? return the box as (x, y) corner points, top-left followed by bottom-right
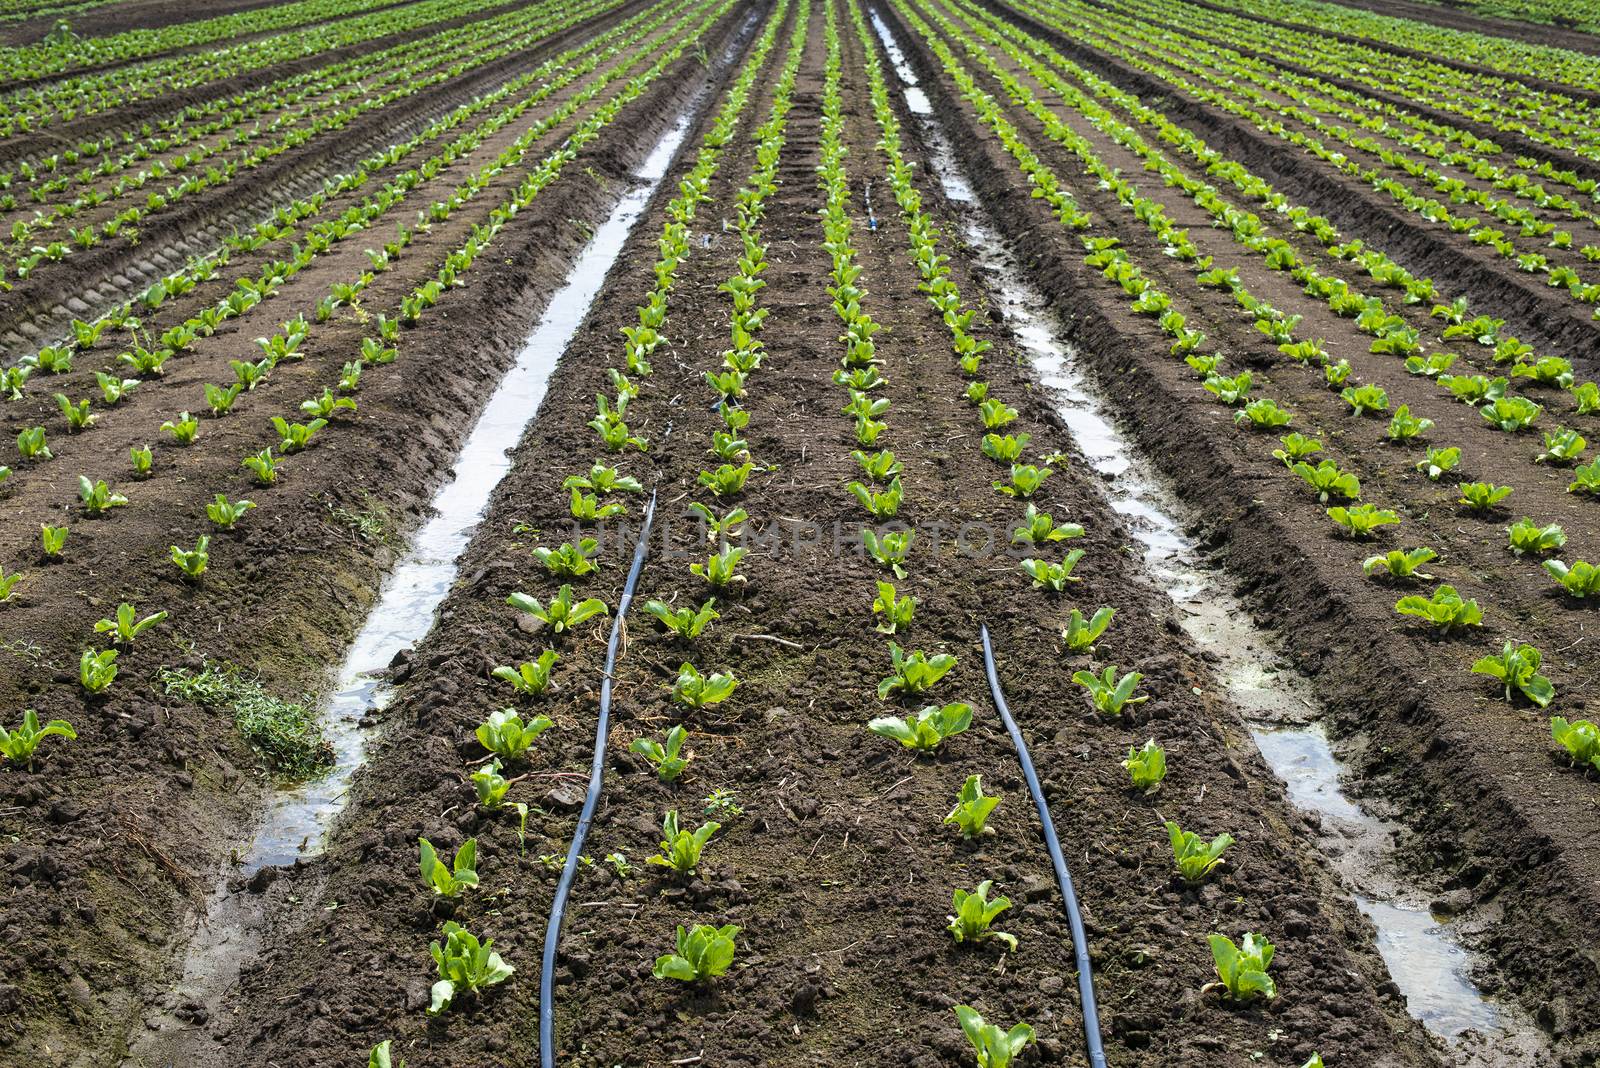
(980, 623), (1108, 1068)
(538, 490), (657, 1067)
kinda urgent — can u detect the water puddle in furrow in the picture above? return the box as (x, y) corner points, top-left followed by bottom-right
(129, 108), (699, 1056)
(867, 9), (1550, 1061)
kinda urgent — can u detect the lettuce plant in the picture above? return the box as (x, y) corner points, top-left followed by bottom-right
(993, 463), (1052, 500)
(862, 528), (911, 578)
(1536, 427), (1586, 465)
(1571, 459), (1600, 496)
(1207, 933), (1276, 1001)
(879, 643), (956, 699)
(0, 710), (76, 769)
(1394, 585), (1482, 633)
(699, 462), (756, 498)
(980, 432), (1028, 462)
(568, 488), (625, 521)
(206, 494), (255, 530)
(947, 881), (1016, 950)
(671, 663), (738, 709)
(872, 580), (915, 634)
(978, 399), (1018, 429)
(945, 774), (998, 838)
(1235, 397), (1292, 429)
(78, 476), (127, 516)
(533, 538), (599, 578)
(1551, 717), (1600, 772)
(691, 545), (747, 588)
(1122, 739), (1166, 792)
(205, 382), (242, 416)
(868, 703), (972, 752)
(56, 394), (94, 432)
(476, 709), (552, 761)
(953, 1006), (1033, 1068)
(1506, 518), (1565, 557)
(1020, 550), (1086, 592)
(471, 760), (511, 808)
(95, 372), (139, 405)
(80, 648), (118, 694)
(428, 921), (512, 1014)
(17, 426), (51, 460)
(507, 585), (608, 634)
(1167, 821), (1234, 882)
(94, 603), (167, 645)
(1386, 405), (1432, 442)
(1362, 548), (1436, 581)
(170, 536), (209, 580)
(493, 649), (559, 696)
(632, 725), (689, 782)
(1457, 481), (1512, 512)
(1272, 433), (1320, 467)
(130, 445), (153, 479)
(853, 449), (901, 480)
(1416, 447), (1459, 480)
(645, 598), (719, 640)
(1072, 666), (1147, 716)
(563, 464), (643, 497)
(648, 810), (718, 876)
(1471, 642), (1554, 707)
(1293, 459), (1359, 503)
(1061, 606), (1114, 652)
(271, 416), (327, 453)
(300, 388), (355, 419)
(687, 502), (748, 543)
(1340, 384), (1389, 416)
(1544, 560), (1600, 599)
(419, 837), (479, 897)
(40, 524), (67, 558)
(1481, 396), (1541, 432)
(653, 923), (739, 982)
(1010, 503), (1083, 545)
(850, 476), (903, 518)
(0, 566), (19, 601)
(242, 448), (281, 485)
(1328, 504), (1399, 538)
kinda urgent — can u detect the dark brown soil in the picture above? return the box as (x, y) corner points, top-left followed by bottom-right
(0, 4), (738, 1063)
(880, 0), (1600, 1059)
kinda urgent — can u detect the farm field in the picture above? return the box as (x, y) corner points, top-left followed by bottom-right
(0, 0), (1595, 1065)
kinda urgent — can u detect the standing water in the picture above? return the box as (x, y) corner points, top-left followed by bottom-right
(867, 9), (1549, 1060)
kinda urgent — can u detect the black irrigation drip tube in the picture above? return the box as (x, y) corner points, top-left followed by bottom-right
(980, 623), (1107, 1068)
(538, 490), (658, 1067)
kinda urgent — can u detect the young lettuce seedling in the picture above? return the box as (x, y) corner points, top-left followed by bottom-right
(947, 881), (1017, 950)
(206, 494), (255, 531)
(569, 488), (625, 522)
(862, 528), (912, 578)
(878, 643), (956, 699)
(687, 502), (748, 544)
(56, 394), (95, 432)
(868, 703), (972, 753)
(1394, 585), (1483, 633)
(1386, 405), (1432, 442)
(0, 709), (76, 769)
(206, 382), (242, 416)
(78, 476), (127, 516)
(872, 581), (915, 634)
(648, 810), (718, 876)
(703, 788), (741, 821)
(1167, 820), (1234, 882)
(1551, 717), (1600, 773)
(1457, 481), (1512, 512)
(698, 462), (756, 498)
(670, 663), (738, 709)
(632, 724), (690, 782)
(492, 649), (559, 696)
(242, 448), (281, 485)
(94, 603), (167, 646)
(129, 445), (153, 479)
(1507, 518), (1566, 557)
(419, 837), (479, 898)
(1536, 427), (1586, 465)
(1327, 503), (1400, 539)
(367, 1040), (404, 1068)
(945, 774), (999, 838)
(1061, 606), (1114, 653)
(1416, 446), (1460, 481)
(1235, 397), (1292, 429)
(0, 566), (20, 601)
(849, 476), (903, 518)
(271, 416), (327, 453)
(533, 538), (600, 578)
(40, 524), (67, 558)
(1207, 932), (1277, 1001)
(1544, 559), (1600, 599)
(79, 648), (118, 694)
(690, 545), (747, 588)
(993, 463), (1052, 499)
(952, 1006), (1034, 1068)
(1122, 739), (1166, 793)
(17, 426), (52, 462)
(852, 449), (901, 481)
(1471, 642), (1554, 707)
(1293, 459), (1359, 503)
(471, 759), (511, 808)
(1569, 459), (1600, 496)
(507, 585), (608, 635)
(980, 432), (1029, 463)
(644, 598), (719, 640)
(1272, 433), (1321, 467)
(1011, 503), (1083, 546)
(1072, 666), (1147, 716)
(1020, 550), (1086, 592)
(170, 536), (209, 580)
(428, 921), (512, 1014)
(475, 708), (552, 761)
(1362, 548), (1437, 582)
(653, 923), (739, 982)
